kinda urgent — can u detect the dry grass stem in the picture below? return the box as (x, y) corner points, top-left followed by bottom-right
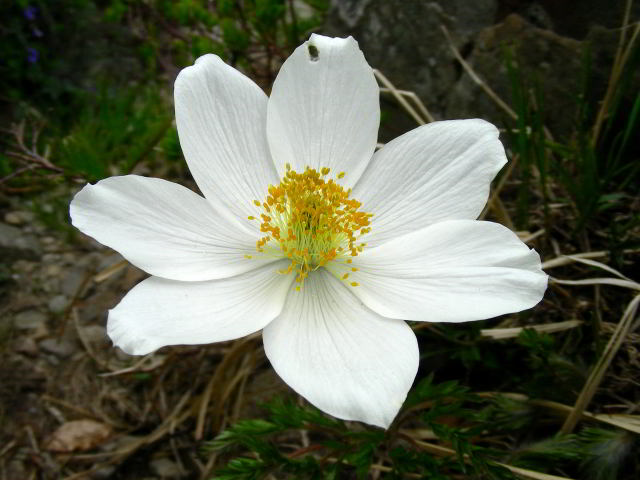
(478, 392), (640, 434)
(97, 353), (164, 377)
(194, 336), (260, 440)
(541, 250), (639, 270)
(373, 69), (434, 124)
(410, 439), (576, 480)
(480, 320), (583, 339)
(560, 294), (640, 433)
(440, 24), (517, 121)
(550, 277), (640, 290)
(520, 229), (546, 243)
(93, 259), (128, 283)
(562, 255), (635, 281)
(380, 86), (435, 124)
(533, 398), (640, 434)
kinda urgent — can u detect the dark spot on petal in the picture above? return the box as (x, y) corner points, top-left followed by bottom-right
(307, 44), (319, 62)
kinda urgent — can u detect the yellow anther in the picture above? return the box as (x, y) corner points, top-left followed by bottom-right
(244, 255), (252, 259)
(351, 267), (358, 272)
(246, 165), (372, 289)
(350, 282), (360, 287)
(248, 216), (255, 220)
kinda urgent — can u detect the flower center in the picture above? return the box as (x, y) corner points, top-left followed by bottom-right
(247, 165), (372, 290)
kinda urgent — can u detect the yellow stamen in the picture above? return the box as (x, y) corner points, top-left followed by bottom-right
(248, 166), (372, 289)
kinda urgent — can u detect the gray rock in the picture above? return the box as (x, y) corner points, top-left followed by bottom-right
(0, 222), (41, 261)
(44, 264), (63, 277)
(325, 2), (639, 142)
(14, 336), (39, 355)
(13, 310), (48, 330)
(61, 266), (89, 297)
(12, 259), (37, 274)
(326, 0), (498, 136)
(48, 294), (70, 314)
(149, 458), (184, 478)
(445, 15), (638, 138)
(62, 252), (77, 264)
(40, 236), (56, 245)
(446, 14), (583, 133)
(39, 338), (75, 358)
(42, 253), (62, 263)
(528, 0), (640, 39)
(81, 325), (109, 347)
(4, 210), (34, 225)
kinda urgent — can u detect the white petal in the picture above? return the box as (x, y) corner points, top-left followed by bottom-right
(348, 220), (547, 322)
(353, 119), (507, 247)
(267, 34), (379, 186)
(263, 269), (418, 428)
(108, 261), (294, 355)
(174, 54), (279, 223)
(70, 175), (272, 281)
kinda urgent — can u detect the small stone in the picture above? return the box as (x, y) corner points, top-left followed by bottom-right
(4, 210), (34, 225)
(77, 251), (103, 269)
(61, 267), (89, 297)
(81, 325), (109, 347)
(42, 253), (62, 263)
(13, 260), (37, 274)
(91, 466), (117, 479)
(4, 212), (22, 225)
(42, 278), (60, 294)
(0, 222), (41, 260)
(39, 338), (75, 358)
(13, 310), (47, 330)
(43, 242), (62, 253)
(62, 252), (77, 263)
(45, 419), (112, 452)
(44, 264), (62, 277)
(14, 337), (39, 355)
(149, 458), (183, 478)
(48, 295), (69, 314)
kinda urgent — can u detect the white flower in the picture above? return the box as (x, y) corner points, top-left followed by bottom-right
(70, 34), (547, 428)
